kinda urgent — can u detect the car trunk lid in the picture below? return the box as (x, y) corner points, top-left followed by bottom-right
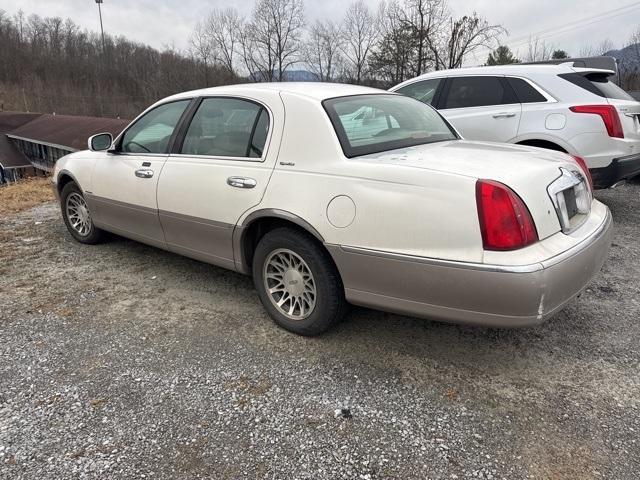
(356, 140), (588, 240)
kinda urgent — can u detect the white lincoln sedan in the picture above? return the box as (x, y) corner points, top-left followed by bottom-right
(52, 83), (612, 335)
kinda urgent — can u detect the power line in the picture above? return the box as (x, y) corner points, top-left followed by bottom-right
(504, 1), (640, 46)
(472, 2), (640, 61)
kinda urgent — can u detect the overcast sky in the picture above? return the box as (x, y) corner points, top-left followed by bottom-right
(2, 0), (640, 65)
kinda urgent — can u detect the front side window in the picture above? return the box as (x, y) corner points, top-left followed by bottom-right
(324, 94), (458, 158)
(121, 100), (190, 154)
(181, 98), (269, 158)
(443, 76), (514, 109)
(395, 78), (442, 105)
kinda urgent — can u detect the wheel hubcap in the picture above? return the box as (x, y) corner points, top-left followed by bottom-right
(66, 192), (92, 236)
(263, 248), (316, 321)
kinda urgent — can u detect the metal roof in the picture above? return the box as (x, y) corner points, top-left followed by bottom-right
(0, 112), (43, 133)
(0, 134), (30, 169)
(5, 113), (130, 151)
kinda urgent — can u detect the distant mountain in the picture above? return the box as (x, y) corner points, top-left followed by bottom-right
(605, 44), (640, 72)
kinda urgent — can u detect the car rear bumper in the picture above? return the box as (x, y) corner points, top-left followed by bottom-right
(590, 153), (640, 189)
(327, 208), (613, 328)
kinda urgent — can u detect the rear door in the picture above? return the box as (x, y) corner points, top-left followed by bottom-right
(157, 94), (282, 270)
(436, 75), (521, 143)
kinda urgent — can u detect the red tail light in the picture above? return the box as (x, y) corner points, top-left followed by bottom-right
(571, 155), (593, 191)
(476, 180), (538, 251)
(570, 105), (624, 138)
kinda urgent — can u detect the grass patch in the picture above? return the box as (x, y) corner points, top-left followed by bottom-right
(0, 177), (55, 216)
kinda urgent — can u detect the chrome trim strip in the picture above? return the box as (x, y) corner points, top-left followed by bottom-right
(337, 208), (611, 274)
(546, 167), (591, 234)
(158, 209), (233, 230)
(86, 194), (158, 214)
(169, 153), (264, 163)
(337, 246), (543, 273)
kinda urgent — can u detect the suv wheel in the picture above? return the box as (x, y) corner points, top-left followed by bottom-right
(252, 227), (347, 336)
(60, 182), (104, 244)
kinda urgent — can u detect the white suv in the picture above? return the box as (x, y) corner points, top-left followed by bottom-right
(391, 64), (640, 188)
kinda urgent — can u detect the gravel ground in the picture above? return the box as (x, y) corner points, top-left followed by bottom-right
(0, 181), (639, 479)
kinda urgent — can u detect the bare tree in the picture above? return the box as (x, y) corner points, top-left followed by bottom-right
(241, 0), (305, 82)
(369, 0), (415, 85)
(13, 9), (24, 41)
(206, 8), (242, 77)
(189, 20), (214, 85)
(524, 36), (554, 62)
(429, 13), (503, 69)
(303, 19), (343, 81)
(580, 38), (616, 57)
(341, 0), (380, 84)
(401, 0), (447, 76)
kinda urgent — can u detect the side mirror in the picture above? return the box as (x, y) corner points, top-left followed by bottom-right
(88, 133), (113, 151)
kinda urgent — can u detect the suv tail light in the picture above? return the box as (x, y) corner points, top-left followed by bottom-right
(476, 180), (538, 251)
(569, 105), (624, 138)
(571, 155), (593, 191)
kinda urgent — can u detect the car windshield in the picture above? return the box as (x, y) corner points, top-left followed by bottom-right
(323, 94), (458, 158)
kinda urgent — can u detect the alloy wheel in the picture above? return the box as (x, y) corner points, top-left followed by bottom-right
(263, 248), (317, 320)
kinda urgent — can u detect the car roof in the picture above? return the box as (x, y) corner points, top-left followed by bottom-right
(398, 64), (615, 81)
(166, 82), (385, 102)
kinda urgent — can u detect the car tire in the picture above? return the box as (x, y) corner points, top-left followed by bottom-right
(252, 227), (347, 336)
(60, 182), (104, 244)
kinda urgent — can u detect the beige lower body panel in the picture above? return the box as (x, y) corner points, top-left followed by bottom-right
(159, 210), (236, 271)
(327, 210), (613, 328)
(88, 195), (237, 271)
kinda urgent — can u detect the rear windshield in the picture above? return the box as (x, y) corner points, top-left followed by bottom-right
(323, 94), (458, 158)
(559, 72), (634, 101)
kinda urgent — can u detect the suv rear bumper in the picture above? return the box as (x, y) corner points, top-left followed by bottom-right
(327, 208), (612, 328)
(590, 153), (640, 189)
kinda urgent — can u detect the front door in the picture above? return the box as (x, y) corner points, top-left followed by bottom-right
(90, 99), (191, 247)
(438, 76), (522, 143)
(157, 94), (282, 270)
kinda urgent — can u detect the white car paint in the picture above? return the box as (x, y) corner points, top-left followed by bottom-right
(53, 83), (611, 329)
(391, 64), (640, 188)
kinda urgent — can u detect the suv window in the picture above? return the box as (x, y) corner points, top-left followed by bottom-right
(443, 76), (515, 109)
(121, 100), (190, 154)
(395, 78), (442, 105)
(181, 98), (269, 158)
(559, 73), (635, 101)
(506, 77), (547, 103)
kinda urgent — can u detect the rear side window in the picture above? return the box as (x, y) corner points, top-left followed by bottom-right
(506, 78), (547, 103)
(181, 98), (269, 158)
(559, 73), (634, 101)
(443, 76), (515, 109)
(395, 78), (442, 105)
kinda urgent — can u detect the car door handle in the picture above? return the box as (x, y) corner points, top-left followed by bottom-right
(227, 176), (257, 189)
(135, 169), (154, 178)
(493, 113), (516, 119)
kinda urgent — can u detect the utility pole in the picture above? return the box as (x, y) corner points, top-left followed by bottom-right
(95, 0), (106, 54)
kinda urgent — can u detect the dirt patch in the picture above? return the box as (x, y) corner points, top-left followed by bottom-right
(0, 183), (639, 479)
(0, 177), (55, 216)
